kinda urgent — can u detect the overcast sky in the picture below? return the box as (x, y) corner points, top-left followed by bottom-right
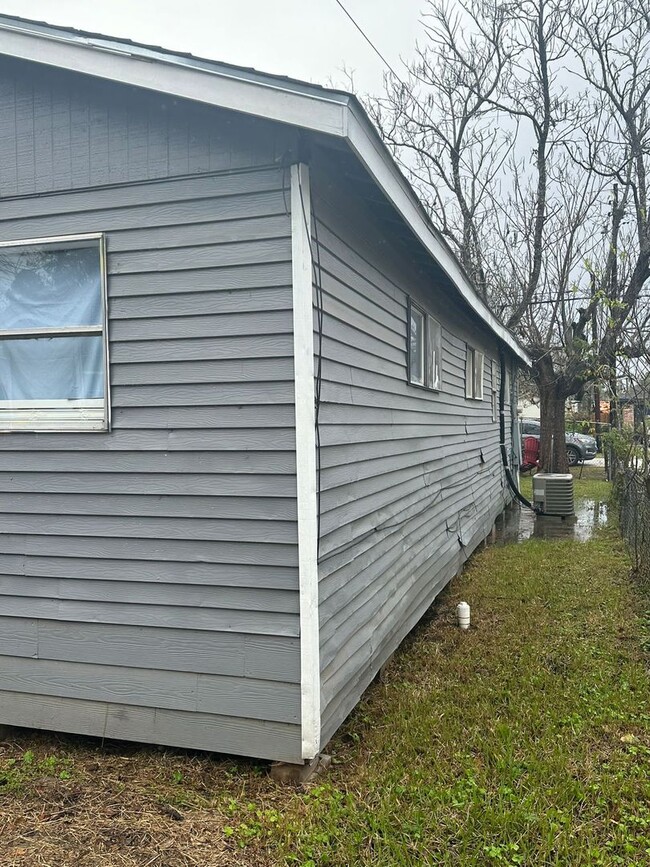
(0, 0), (424, 95)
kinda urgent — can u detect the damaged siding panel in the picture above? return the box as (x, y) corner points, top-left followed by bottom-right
(312, 179), (513, 748)
(0, 691), (302, 764)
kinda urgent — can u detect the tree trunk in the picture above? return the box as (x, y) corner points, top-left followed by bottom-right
(535, 356), (569, 473)
(539, 386), (569, 473)
(608, 358), (619, 482)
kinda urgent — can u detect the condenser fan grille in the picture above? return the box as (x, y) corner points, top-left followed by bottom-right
(532, 473), (574, 517)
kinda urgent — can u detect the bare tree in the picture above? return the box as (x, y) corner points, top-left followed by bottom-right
(570, 0), (650, 420)
(370, 0), (649, 473)
(369, 0), (514, 301)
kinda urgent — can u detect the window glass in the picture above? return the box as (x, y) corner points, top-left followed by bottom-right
(0, 237), (107, 431)
(0, 336), (104, 401)
(407, 301), (444, 391)
(409, 305), (425, 386)
(473, 351), (484, 400)
(0, 245), (101, 330)
(465, 346), (485, 399)
(427, 316), (441, 390)
(465, 347), (473, 398)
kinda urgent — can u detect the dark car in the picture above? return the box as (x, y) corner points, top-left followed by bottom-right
(521, 418), (598, 466)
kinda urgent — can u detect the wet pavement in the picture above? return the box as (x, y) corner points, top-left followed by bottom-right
(495, 499), (608, 544)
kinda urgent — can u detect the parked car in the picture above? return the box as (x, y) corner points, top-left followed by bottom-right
(520, 418), (598, 466)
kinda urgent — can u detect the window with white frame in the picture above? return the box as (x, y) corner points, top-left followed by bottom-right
(491, 359), (498, 421)
(0, 234), (109, 432)
(427, 315), (442, 390)
(408, 299), (442, 391)
(465, 345), (484, 400)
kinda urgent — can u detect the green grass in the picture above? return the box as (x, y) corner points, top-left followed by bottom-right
(248, 474), (650, 866)
(0, 749), (73, 792)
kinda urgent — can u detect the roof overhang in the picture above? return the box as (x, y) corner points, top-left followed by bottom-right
(0, 15), (530, 365)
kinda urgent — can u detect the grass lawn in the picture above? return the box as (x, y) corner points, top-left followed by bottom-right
(2, 468), (650, 866)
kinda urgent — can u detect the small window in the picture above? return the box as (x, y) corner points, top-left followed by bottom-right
(465, 346), (484, 400)
(491, 359), (498, 422)
(427, 315), (442, 390)
(408, 299), (442, 391)
(0, 234), (109, 432)
(408, 301), (426, 387)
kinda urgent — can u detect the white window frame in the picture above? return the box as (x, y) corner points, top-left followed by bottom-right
(427, 315), (442, 391)
(0, 233), (110, 433)
(408, 299), (442, 391)
(491, 359), (498, 422)
(408, 299), (426, 387)
(465, 346), (485, 400)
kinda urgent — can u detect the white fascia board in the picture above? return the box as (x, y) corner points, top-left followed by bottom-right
(290, 163), (321, 761)
(345, 106), (531, 367)
(0, 25), (348, 136)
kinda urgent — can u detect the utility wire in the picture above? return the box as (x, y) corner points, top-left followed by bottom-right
(332, 0), (602, 318)
(333, 0), (404, 84)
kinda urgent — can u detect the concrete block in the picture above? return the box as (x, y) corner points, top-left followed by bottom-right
(270, 753), (332, 785)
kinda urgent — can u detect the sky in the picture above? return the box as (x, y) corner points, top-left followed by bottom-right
(0, 0), (425, 96)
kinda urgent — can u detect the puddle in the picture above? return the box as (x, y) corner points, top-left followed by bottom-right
(495, 499), (608, 544)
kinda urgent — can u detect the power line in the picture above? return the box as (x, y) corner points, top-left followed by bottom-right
(333, 0), (404, 84)
(332, 0), (606, 320)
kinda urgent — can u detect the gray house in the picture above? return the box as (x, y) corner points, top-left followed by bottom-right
(0, 16), (529, 766)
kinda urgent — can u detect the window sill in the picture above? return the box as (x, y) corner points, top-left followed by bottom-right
(0, 400), (108, 433)
(408, 380), (441, 393)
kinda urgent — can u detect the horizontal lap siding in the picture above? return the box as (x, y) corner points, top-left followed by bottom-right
(0, 58), (302, 761)
(0, 57), (294, 196)
(312, 174), (515, 749)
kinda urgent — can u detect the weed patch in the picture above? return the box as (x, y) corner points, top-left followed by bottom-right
(0, 747), (73, 793)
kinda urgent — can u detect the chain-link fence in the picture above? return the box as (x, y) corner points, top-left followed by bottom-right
(616, 468), (650, 580)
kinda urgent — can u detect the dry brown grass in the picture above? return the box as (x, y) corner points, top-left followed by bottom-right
(0, 730), (277, 867)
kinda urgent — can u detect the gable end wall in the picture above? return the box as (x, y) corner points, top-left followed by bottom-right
(0, 59), (303, 763)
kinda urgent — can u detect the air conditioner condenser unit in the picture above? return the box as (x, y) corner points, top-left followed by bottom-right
(532, 473), (574, 517)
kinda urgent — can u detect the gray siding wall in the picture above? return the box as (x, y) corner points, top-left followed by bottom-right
(0, 57), (295, 196)
(311, 169), (517, 747)
(0, 61), (302, 762)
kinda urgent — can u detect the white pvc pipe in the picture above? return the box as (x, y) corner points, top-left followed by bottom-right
(457, 601), (471, 630)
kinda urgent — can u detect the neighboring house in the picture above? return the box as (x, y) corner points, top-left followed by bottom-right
(518, 398), (541, 420)
(0, 16), (529, 766)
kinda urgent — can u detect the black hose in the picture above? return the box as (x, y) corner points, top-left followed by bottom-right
(498, 348), (568, 518)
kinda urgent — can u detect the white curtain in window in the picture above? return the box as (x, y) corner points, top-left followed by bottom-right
(0, 246), (103, 401)
(0, 336), (104, 400)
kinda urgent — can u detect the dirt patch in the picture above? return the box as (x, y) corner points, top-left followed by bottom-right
(0, 730), (276, 867)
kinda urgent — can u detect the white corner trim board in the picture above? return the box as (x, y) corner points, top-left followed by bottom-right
(290, 162), (321, 760)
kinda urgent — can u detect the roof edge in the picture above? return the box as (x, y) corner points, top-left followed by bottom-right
(0, 13), (530, 365)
